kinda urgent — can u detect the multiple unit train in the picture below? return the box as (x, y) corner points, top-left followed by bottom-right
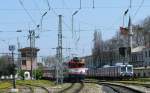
(86, 64), (133, 79)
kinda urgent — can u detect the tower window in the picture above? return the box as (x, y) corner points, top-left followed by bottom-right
(22, 60), (26, 65)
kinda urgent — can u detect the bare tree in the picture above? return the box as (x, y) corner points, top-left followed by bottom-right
(92, 31), (103, 67)
(43, 56), (57, 67)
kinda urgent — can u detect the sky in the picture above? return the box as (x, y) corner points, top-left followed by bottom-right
(0, 0), (149, 57)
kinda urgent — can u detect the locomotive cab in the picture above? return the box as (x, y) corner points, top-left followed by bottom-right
(65, 57), (86, 82)
(120, 65), (133, 78)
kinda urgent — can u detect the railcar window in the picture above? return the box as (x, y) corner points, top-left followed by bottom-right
(138, 73), (140, 77)
(121, 67), (126, 72)
(148, 72), (150, 76)
(127, 67), (132, 72)
(145, 51), (147, 58)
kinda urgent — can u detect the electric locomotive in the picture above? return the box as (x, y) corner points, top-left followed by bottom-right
(64, 57), (87, 82)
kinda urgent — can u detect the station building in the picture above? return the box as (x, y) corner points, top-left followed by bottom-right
(131, 46), (150, 77)
(129, 46), (145, 67)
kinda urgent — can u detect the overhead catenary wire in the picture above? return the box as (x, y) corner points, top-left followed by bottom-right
(75, 24), (81, 45)
(132, 0), (145, 21)
(34, 0), (53, 38)
(2, 5), (150, 11)
(46, 0), (51, 10)
(62, 0), (73, 14)
(0, 27), (130, 32)
(93, 0), (95, 8)
(46, 0), (58, 16)
(36, 0), (52, 33)
(32, 0), (42, 15)
(46, 0), (74, 36)
(18, 0), (37, 26)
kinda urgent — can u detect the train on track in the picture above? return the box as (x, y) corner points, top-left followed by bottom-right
(86, 64), (133, 80)
(42, 57), (133, 81)
(42, 57), (87, 82)
(64, 57), (87, 82)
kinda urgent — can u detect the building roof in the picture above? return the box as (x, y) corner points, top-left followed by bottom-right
(132, 46), (145, 53)
(18, 47), (40, 52)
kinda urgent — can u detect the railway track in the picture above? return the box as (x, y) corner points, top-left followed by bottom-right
(3, 80), (145, 93)
(58, 83), (75, 93)
(83, 79), (144, 93)
(101, 83), (144, 93)
(17, 83), (50, 93)
(104, 81), (150, 92)
(0, 84), (34, 93)
(58, 82), (84, 93)
(17, 84), (34, 93)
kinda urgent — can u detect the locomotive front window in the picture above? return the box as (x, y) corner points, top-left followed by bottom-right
(127, 67), (132, 72)
(121, 67), (126, 72)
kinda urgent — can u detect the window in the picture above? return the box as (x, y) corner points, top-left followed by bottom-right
(26, 51), (31, 57)
(135, 55), (137, 61)
(121, 67), (126, 72)
(22, 60), (26, 65)
(138, 73), (140, 77)
(145, 51), (147, 58)
(143, 73), (146, 77)
(21, 53), (26, 57)
(132, 55), (134, 61)
(127, 67), (132, 72)
(148, 72), (150, 76)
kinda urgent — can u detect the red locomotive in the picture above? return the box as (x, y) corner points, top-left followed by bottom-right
(64, 57), (87, 82)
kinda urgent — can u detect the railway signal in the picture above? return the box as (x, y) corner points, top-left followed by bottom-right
(9, 45), (18, 92)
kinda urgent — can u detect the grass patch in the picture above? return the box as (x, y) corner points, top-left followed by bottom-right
(135, 78), (150, 82)
(112, 78), (150, 87)
(16, 80), (54, 87)
(0, 81), (12, 89)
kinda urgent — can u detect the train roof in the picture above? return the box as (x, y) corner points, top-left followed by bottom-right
(102, 64), (133, 68)
(68, 61), (85, 64)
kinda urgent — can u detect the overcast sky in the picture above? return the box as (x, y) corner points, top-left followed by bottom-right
(0, 0), (149, 57)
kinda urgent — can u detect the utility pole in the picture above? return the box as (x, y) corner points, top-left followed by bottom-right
(52, 47), (70, 85)
(128, 0), (133, 64)
(11, 48), (15, 88)
(29, 30), (34, 80)
(17, 37), (21, 70)
(80, 0), (81, 9)
(32, 31), (36, 80)
(56, 15), (63, 84)
(128, 0), (133, 50)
